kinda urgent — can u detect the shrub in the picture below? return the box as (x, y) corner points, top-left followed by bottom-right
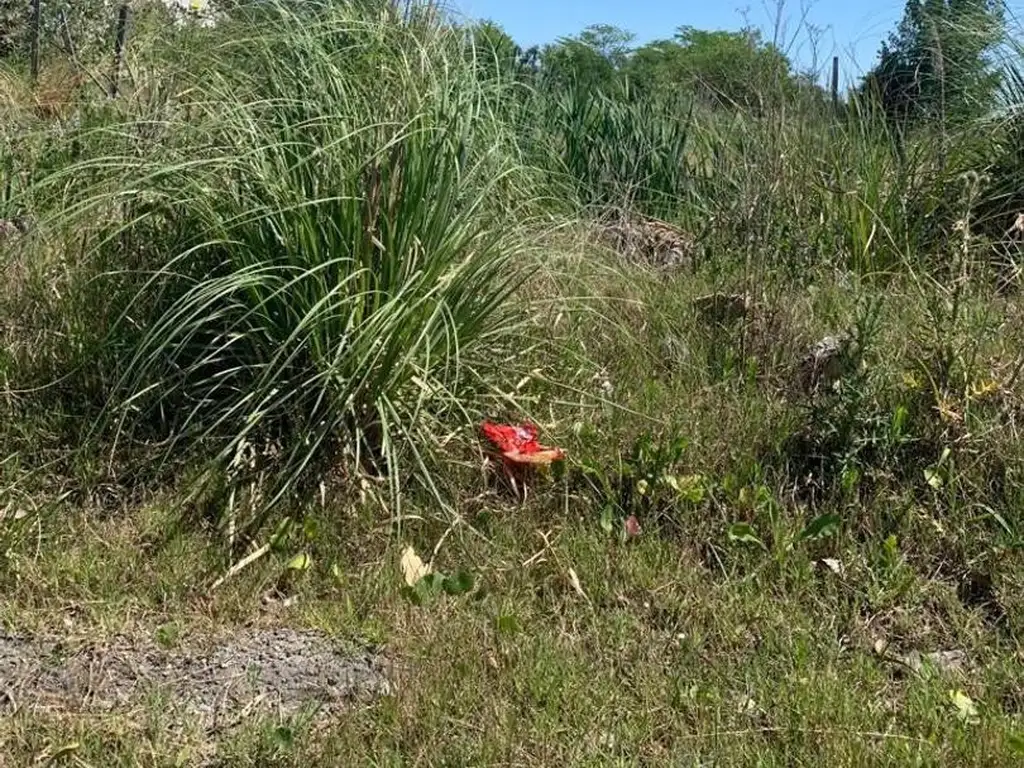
(30, 1), (531, 541)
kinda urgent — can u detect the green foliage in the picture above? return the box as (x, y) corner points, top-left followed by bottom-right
(727, 521), (766, 549)
(796, 512), (842, 542)
(4, 0), (1024, 567)
(0, 0), (133, 63)
(574, 24), (634, 67)
(974, 58), (1024, 238)
(27, 0), (532, 540)
(467, 20), (539, 83)
(401, 568), (476, 606)
(861, 0), (1005, 126)
(626, 27), (796, 110)
(4, 6), (1024, 762)
(581, 432), (706, 531)
(537, 82), (692, 217)
(0, 1), (23, 59)
(539, 25), (633, 92)
(538, 22), (806, 112)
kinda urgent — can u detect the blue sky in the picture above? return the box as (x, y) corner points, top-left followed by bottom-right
(451, 0), (1024, 87)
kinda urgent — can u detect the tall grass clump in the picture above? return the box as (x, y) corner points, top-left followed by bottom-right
(28, 0), (532, 542)
(534, 81), (693, 219)
(682, 95), (973, 278)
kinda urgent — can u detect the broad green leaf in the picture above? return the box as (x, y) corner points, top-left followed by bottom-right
(552, 457), (567, 482)
(891, 405), (908, 436)
(272, 726), (295, 749)
(664, 474), (706, 503)
(442, 569), (475, 595)
(883, 534), (899, 560)
(1009, 733), (1024, 755)
(728, 523), (766, 549)
(420, 572), (446, 595)
(798, 513), (841, 541)
(268, 517), (293, 550)
(496, 614), (520, 635)
(399, 585), (424, 606)
(402, 572), (446, 606)
(840, 466), (860, 494)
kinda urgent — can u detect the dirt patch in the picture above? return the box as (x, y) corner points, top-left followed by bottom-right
(0, 626), (390, 727)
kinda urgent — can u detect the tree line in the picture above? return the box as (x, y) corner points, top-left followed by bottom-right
(469, 0), (1009, 124)
(0, 0), (1011, 125)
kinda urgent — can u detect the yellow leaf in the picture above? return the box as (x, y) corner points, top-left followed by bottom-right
(902, 371), (922, 390)
(286, 553), (311, 571)
(949, 689), (979, 723)
(969, 380), (1000, 400)
(400, 546), (430, 587)
(567, 567), (589, 602)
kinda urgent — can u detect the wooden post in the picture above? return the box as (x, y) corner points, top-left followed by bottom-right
(29, 0), (41, 83)
(831, 56), (840, 108)
(110, 3), (130, 98)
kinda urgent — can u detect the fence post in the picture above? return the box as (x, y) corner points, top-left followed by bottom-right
(831, 56), (840, 109)
(29, 0), (41, 83)
(110, 3), (130, 98)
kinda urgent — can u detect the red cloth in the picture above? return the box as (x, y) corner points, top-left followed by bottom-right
(481, 421), (564, 465)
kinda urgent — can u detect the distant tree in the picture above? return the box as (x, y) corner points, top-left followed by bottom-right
(861, 0), (1005, 125)
(467, 20), (539, 82)
(574, 23), (633, 69)
(623, 38), (681, 97)
(0, 0), (103, 62)
(791, 69), (832, 109)
(624, 27), (795, 110)
(539, 24), (633, 92)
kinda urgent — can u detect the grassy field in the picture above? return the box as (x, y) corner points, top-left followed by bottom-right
(1, 1), (1023, 765)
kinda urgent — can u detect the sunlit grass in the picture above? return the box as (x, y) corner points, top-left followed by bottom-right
(22, 2), (538, 544)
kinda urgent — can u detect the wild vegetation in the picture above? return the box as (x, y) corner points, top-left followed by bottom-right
(1, 0), (1023, 763)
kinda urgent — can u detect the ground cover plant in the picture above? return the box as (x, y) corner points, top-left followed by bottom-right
(1, 0), (1023, 764)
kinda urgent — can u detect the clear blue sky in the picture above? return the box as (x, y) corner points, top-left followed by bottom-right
(451, 0), (1024, 87)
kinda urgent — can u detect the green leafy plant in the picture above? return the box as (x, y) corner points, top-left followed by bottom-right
(795, 512), (842, 543)
(727, 522), (766, 550)
(399, 544), (476, 606)
(401, 569), (477, 607)
(581, 432), (706, 532)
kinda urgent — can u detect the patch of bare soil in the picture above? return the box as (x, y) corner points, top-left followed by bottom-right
(0, 626), (390, 728)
